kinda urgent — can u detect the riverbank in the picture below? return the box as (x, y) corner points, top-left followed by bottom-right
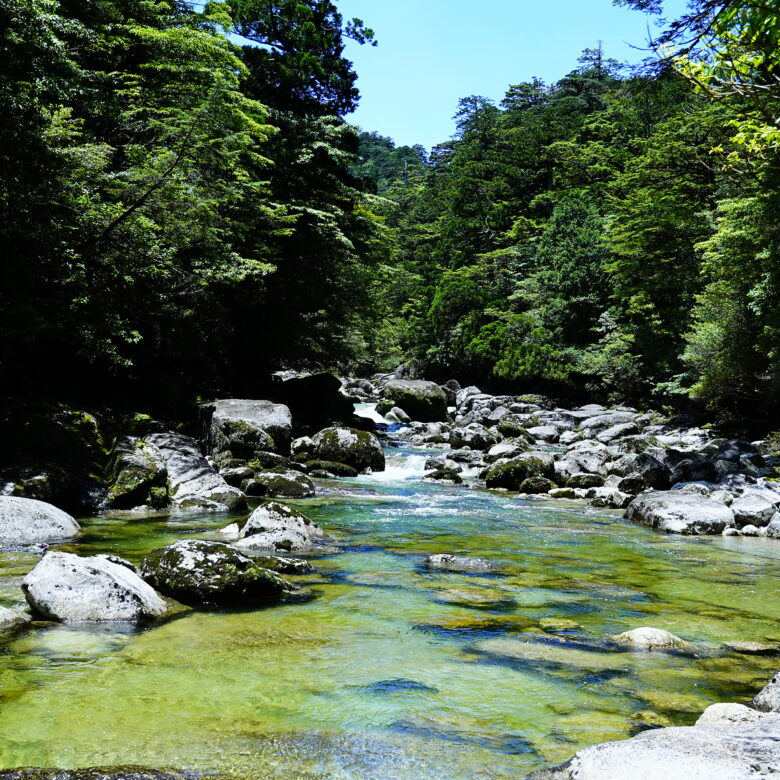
(1, 373), (779, 777)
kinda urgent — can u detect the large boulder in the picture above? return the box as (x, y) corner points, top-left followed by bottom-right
(485, 452), (556, 490)
(139, 540), (292, 606)
(200, 399), (293, 456)
(625, 491), (735, 535)
(670, 454), (717, 485)
(145, 432), (245, 511)
(22, 552), (166, 622)
(609, 452), (670, 491)
(234, 501), (330, 552)
(310, 427), (385, 472)
(730, 486), (780, 528)
(384, 380), (449, 422)
(106, 436), (168, 510)
(271, 372), (356, 435)
(529, 719), (780, 779)
(0, 496), (80, 545)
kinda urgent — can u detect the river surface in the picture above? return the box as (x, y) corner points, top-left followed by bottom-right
(1, 438), (780, 778)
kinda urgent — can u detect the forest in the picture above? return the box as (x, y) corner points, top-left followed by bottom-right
(2, 0), (779, 428)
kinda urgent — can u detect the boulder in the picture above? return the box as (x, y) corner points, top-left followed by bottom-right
(529, 719), (780, 779)
(245, 470), (315, 498)
(0, 606), (30, 631)
(423, 468), (463, 485)
(752, 672), (780, 712)
(235, 501), (330, 552)
(303, 460), (358, 478)
(486, 439), (529, 463)
(139, 540), (292, 605)
(730, 486), (779, 528)
(22, 552), (166, 622)
(670, 454), (717, 485)
(609, 452), (670, 490)
(611, 626), (698, 655)
(520, 476), (557, 494)
(384, 380), (449, 422)
(596, 422), (639, 443)
(386, 406), (411, 424)
(566, 473), (605, 489)
(625, 491), (735, 535)
(485, 452), (556, 490)
(0, 496), (80, 545)
(310, 427), (385, 472)
(525, 425), (559, 443)
(455, 386), (482, 409)
(201, 399), (293, 457)
(271, 372), (355, 435)
(423, 554), (496, 572)
(106, 436), (168, 510)
(450, 424), (499, 451)
(145, 433), (245, 511)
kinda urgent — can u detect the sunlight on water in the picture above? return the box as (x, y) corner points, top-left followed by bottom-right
(1, 443), (780, 777)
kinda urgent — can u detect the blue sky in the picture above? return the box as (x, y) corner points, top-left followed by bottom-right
(338, 0), (689, 149)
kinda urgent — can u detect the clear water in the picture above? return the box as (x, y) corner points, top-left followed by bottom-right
(1, 444), (780, 778)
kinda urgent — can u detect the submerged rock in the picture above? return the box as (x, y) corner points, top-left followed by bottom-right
(0, 496), (80, 545)
(139, 540), (292, 605)
(611, 627), (698, 655)
(625, 491), (735, 535)
(0, 769), (203, 779)
(423, 554), (496, 572)
(23, 552), (166, 623)
(234, 501), (330, 552)
(145, 432), (245, 511)
(310, 427), (385, 472)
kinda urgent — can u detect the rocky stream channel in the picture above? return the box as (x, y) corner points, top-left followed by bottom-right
(1, 376), (780, 779)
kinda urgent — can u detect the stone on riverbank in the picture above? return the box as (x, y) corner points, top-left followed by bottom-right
(625, 491), (735, 535)
(0, 496), (80, 545)
(245, 469), (315, 498)
(140, 540), (292, 605)
(106, 436), (168, 510)
(752, 671), (780, 712)
(485, 452), (556, 490)
(384, 380), (449, 422)
(23, 552), (166, 622)
(310, 427), (385, 472)
(200, 399), (293, 456)
(145, 432), (245, 511)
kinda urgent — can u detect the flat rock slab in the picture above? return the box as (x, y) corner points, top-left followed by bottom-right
(625, 491), (735, 534)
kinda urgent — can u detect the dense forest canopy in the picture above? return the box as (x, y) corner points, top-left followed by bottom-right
(1, 0), (779, 426)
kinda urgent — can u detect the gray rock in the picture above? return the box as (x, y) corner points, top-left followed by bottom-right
(23, 552), (166, 622)
(235, 501), (330, 552)
(386, 406), (411, 424)
(486, 439), (529, 463)
(730, 486), (780, 528)
(485, 451), (556, 489)
(530, 720), (780, 779)
(201, 398), (293, 456)
(384, 380), (449, 422)
(611, 626), (698, 655)
(455, 386), (482, 409)
(625, 491), (735, 535)
(139, 540), (292, 605)
(310, 427), (385, 472)
(246, 469), (315, 498)
(765, 515), (780, 538)
(526, 425), (560, 443)
(423, 553), (496, 572)
(0, 606), (30, 630)
(450, 423), (499, 451)
(105, 436), (168, 509)
(145, 433), (245, 511)
(0, 496), (80, 545)
(290, 436), (313, 458)
(752, 671), (780, 712)
(610, 452), (670, 490)
(596, 422), (640, 443)
(670, 455), (717, 485)
(696, 702), (774, 726)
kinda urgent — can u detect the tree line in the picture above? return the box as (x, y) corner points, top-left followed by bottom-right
(2, 0), (779, 428)
(355, 1), (780, 427)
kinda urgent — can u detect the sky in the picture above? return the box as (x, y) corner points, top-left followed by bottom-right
(338, 0), (690, 149)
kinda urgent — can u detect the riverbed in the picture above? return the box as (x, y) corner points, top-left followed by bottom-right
(1, 442), (779, 778)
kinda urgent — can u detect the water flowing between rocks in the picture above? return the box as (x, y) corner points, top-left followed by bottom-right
(1, 434), (780, 778)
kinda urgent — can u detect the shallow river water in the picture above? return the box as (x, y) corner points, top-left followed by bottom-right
(1, 440), (780, 778)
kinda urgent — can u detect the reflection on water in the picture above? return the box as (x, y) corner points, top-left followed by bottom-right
(1, 444), (780, 778)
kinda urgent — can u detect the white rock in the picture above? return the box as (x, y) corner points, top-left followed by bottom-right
(23, 552), (167, 622)
(0, 496), (80, 545)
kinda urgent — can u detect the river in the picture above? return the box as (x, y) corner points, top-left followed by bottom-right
(1, 433), (780, 778)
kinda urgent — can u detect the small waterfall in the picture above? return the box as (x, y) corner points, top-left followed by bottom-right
(361, 452), (429, 483)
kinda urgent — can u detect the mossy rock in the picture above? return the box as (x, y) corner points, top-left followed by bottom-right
(140, 540), (293, 606)
(566, 473), (605, 489)
(519, 476), (556, 494)
(423, 468), (463, 484)
(304, 460), (359, 478)
(310, 427), (385, 472)
(0, 768), (204, 780)
(247, 470), (315, 498)
(485, 453), (555, 490)
(106, 437), (168, 510)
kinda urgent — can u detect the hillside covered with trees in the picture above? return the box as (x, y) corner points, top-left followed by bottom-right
(2, 0), (779, 428)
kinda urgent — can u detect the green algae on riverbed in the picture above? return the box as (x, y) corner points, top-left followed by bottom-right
(1, 446), (780, 778)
